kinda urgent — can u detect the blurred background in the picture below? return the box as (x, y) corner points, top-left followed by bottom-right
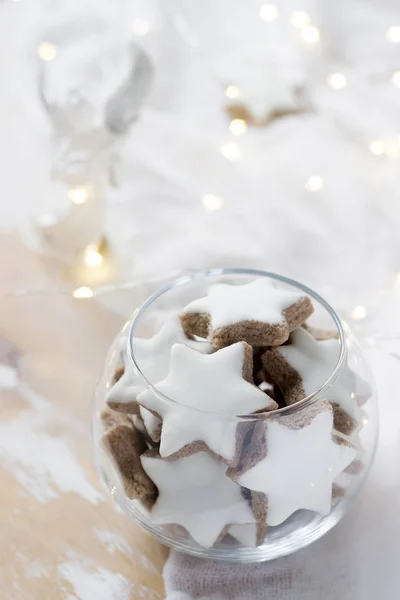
(1, 0), (400, 324)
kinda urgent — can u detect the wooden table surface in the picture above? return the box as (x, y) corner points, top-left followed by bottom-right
(0, 233), (167, 600)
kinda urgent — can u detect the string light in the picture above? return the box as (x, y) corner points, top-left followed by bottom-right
(290, 11), (310, 28)
(229, 119), (247, 135)
(73, 286), (93, 299)
(386, 26), (400, 43)
(68, 185), (91, 205)
(259, 4), (279, 22)
(37, 42), (57, 62)
(132, 19), (150, 36)
(327, 73), (346, 90)
(385, 141), (400, 158)
(221, 142), (241, 162)
(369, 140), (385, 155)
(202, 194), (225, 212)
(391, 71), (400, 87)
(351, 305), (367, 320)
(84, 244), (103, 267)
(369, 139), (400, 158)
(305, 175), (324, 192)
(225, 85), (240, 100)
(301, 25), (320, 45)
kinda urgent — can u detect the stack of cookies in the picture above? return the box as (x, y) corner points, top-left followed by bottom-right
(102, 279), (366, 548)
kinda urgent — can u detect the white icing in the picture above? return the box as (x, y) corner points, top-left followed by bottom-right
(278, 328), (362, 421)
(183, 278), (304, 329)
(139, 406), (161, 441)
(228, 523), (257, 547)
(141, 451), (254, 547)
(132, 414), (146, 435)
(238, 408), (356, 526)
(138, 342), (275, 461)
(106, 315), (213, 408)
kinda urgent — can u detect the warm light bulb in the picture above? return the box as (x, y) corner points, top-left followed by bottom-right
(68, 185), (90, 205)
(225, 85), (240, 100)
(259, 4), (279, 22)
(369, 140), (385, 156)
(37, 42), (57, 61)
(351, 305), (367, 320)
(386, 26), (400, 43)
(229, 119), (247, 135)
(305, 175), (324, 192)
(73, 286), (94, 299)
(391, 71), (400, 87)
(301, 25), (320, 45)
(132, 19), (150, 36)
(385, 142), (400, 159)
(327, 73), (346, 90)
(202, 194), (225, 212)
(290, 11), (310, 28)
(220, 142), (241, 162)
(84, 245), (103, 267)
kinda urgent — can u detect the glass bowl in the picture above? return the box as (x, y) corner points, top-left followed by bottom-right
(92, 268), (378, 562)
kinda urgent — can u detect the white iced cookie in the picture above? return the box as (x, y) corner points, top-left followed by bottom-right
(262, 327), (362, 431)
(180, 278), (313, 349)
(139, 406), (162, 442)
(141, 451), (254, 548)
(138, 342), (277, 462)
(106, 315), (213, 413)
(228, 523), (258, 547)
(234, 402), (356, 526)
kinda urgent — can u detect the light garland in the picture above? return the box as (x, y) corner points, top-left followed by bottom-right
(369, 140), (385, 156)
(259, 4), (279, 23)
(385, 142), (400, 159)
(369, 139), (400, 158)
(73, 286), (94, 299)
(229, 118), (247, 135)
(132, 19), (150, 37)
(83, 243), (104, 267)
(225, 85), (240, 100)
(202, 194), (224, 212)
(68, 185), (91, 205)
(220, 142), (241, 162)
(290, 11), (310, 29)
(386, 26), (400, 43)
(301, 25), (320, 45)
(351, 305), (367, 320)
(327, 73), (346, 90)
(391, 71), (400, 87)
(37, 42), (57, 61)
(305, 175), (324, 192)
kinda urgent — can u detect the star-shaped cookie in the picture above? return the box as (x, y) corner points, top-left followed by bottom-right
(262, 327), (362, 432)
(141, 450), (255, 547)
(137, 342), (277, 462)
(106, 315), (213, 413)
(233, 402), (356, 526)
(180, 278), (313, 349)
(101, 410), (157, 509)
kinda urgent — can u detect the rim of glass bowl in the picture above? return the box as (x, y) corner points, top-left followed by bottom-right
(127, 268), (347, 419)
